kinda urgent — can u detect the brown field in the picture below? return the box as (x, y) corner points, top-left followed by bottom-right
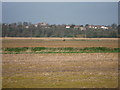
(2, 37), (119, 88)
(2, 53), (118, 88)
(2, 37), (118, 48)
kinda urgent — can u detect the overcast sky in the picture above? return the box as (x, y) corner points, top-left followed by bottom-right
(2, 2), (118, 25)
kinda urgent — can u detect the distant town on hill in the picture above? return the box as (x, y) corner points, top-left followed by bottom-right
(2, 22), (119, 38)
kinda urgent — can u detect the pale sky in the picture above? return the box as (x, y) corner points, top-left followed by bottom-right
(2, 2), (118, 25)
(1, 0), (120, 2)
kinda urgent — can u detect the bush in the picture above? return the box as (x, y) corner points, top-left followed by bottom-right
(4, 47), (28, 52)
(81, 47), (109, 51)
(31, 47), (47, 51)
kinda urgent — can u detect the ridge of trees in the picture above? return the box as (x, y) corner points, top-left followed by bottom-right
(2, 22), (119, 38)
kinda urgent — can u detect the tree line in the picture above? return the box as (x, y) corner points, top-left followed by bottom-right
(2, 22), (119, 38)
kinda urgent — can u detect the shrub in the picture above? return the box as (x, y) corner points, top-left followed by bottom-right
(4, 47), (28, 52)
(31, 47), (47, 51)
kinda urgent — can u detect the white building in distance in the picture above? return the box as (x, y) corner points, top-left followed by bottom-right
(25, 26), (29, 29)
(34, 24), (38, 27)
(66, 25), (70, 28)
(101, 26), (108, 29)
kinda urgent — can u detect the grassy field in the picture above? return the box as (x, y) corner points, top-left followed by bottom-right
(2, 47), (120, 54)
(2, 37), (119, 88)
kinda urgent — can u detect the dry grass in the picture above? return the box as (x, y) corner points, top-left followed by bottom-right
(2, 37), (119, 88)
(1, 37), (118, 40)
(2, 53), (118, 88)
(2, 37), (118, 48)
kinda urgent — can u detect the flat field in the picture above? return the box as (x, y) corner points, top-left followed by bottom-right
(2, 37), (118, 48)
(2, 37), (119, 88)
(3, 53), (118, 88)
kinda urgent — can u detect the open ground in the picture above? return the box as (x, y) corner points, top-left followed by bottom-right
(2, 37), (118, 48)
(2, 37), (119, 88)
(3, 53), (118, 88)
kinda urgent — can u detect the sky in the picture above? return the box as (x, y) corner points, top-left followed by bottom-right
(118, 2), (120, 25)
(2, 2), (118, 25)
(2, 0), (120, 2)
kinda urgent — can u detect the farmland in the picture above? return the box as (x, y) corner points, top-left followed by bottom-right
(2, 37), (119, 88)
(2, 37), (118, 48)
